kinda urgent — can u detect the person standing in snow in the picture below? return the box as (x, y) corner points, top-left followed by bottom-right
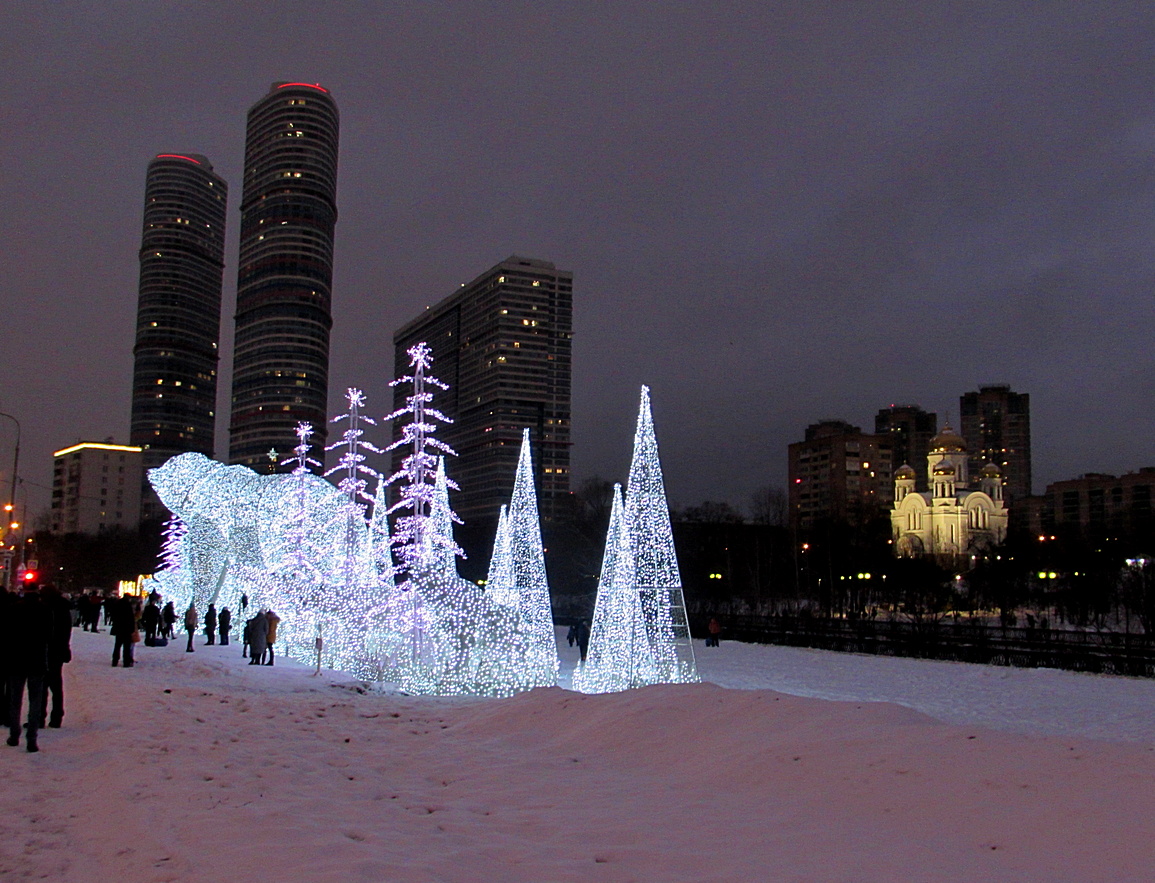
(4, 584), (51, 752)
(248, 610), (268, 666)
(204, 603), (217, 646)
(183, 603), (197, 653)
(264, 610), (280, 665)
(706, 617), (722, 647)
(218, 607), (231, 646)
(141, 598), (160, 644)
(162, 601), (176, 639)
(39, 584), (72, 728)
(110, 595), (137, 668)
(575, 620), (590, 662)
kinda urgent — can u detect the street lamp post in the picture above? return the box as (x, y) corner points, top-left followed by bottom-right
(0, 412), (21, 591)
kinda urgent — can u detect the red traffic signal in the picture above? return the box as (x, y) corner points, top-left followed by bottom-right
(21, 569), (37, 583)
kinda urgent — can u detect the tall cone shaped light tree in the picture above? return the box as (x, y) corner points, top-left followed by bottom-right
(626, 385), (698, 683)
(506, 429), (560, 687)
(575, 483), (656, 693)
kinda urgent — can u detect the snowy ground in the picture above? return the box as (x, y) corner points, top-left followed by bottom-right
(3, 628), (1155, 882)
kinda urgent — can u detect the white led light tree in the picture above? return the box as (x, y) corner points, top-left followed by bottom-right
(384, 342), (461, 577)
(485, 505), (515, 605)
(375, 344), (554, 696)
(626, 385), (698, 684)
(150, 514), (190, 604)
(505, 429), (560, 687)
(574, 484), (657, 693)
(575, 386), (698, 693)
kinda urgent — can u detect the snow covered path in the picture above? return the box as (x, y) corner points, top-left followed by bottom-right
(2, 629), (1154, 882)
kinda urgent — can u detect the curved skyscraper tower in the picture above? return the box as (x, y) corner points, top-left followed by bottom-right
(228, 81), (339, 471)
(130, 153), (228, 503)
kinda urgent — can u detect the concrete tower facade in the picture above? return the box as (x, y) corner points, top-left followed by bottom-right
(393, 256), (573, 526)
(228, 82), (339, 471)
(130, 152), (227, 518)
(959, 384), (1031, 506)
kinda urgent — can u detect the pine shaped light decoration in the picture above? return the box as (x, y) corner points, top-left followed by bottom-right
(574, 484), (651, 692)
(505, 429), (559, 687)
(575, 386), (698, 693)
(322, 389), (387, 677)
(486, 505), (515, 605)
(151, 513), (190, 606)
(385, 342), (461, 576)
(625, 385), (698, 684)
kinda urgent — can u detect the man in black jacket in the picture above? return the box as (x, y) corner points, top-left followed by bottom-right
(110, 595), (137, 667)
(4, 584), (51, 752)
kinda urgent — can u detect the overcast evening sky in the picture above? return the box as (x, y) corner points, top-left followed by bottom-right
(3, 2), (1155, 518)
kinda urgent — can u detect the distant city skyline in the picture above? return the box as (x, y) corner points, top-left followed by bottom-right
(4, 4), (1155, 520)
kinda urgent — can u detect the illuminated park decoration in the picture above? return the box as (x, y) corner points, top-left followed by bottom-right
(148, 342), (559, 696)
(574, 385), (699, 693)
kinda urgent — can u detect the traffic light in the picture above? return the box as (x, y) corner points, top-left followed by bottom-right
(21, 569), (37, 584)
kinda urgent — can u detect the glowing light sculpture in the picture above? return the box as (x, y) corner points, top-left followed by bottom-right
(375, 344), (551, 696)
(504, 429), (560, 687)
(150, 514), (191, 607)
(485, 505), (515, 606)
(574, 484), (657, 693)
(575, 386), (698, 693)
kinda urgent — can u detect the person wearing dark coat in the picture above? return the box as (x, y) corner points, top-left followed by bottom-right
(0, 589), (14, 728)
(204, 603), (217, 645)
(183, 603), (197, 652)
(248, 611), (269, 665)
(110, 596), (137, 667)
(218, 607), (232, 646)
(102, 595), (115, 626)
(5, 585), (51, 751)
(161, 601), (176, 639)
(141, 600), (161, 643)
(39, 585), (72, 728)
(574, 620), (591, 662)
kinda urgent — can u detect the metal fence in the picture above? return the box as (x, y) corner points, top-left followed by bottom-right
(697, 615), (1155, 678)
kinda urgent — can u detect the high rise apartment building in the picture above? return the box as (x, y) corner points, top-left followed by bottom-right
(875, 405), (937, 492)
(393, 256), (573, 525)
(788, 420), (893, 532)
(228, 82), (340, 471)
(129, 153), (227, 518)
(960, 385), (1031, 505)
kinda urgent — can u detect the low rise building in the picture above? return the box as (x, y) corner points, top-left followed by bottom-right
(50, 442), (143, 534)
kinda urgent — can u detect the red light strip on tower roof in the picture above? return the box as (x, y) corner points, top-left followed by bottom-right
(277, 82), (329, 93)
(155, 154), (201, 164)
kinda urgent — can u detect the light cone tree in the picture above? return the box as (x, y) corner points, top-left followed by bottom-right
(485, 504), (515, 606)
(574, 483), (657, 693)
(625, 385), (698, 684)
(505, 429), (559, 687)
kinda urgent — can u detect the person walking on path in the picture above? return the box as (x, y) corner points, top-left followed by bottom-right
(218, 607), (232, 646)
(110, 595), (137, 668)
(183, 603), (198, 653)
(39, 584), (72, 728)
(264, 610), (281, 665)
(5, 584), (51, 752)
(248, 610), (269, 666)
(162, 601), (176, 639)
(204, 603), (217, 646)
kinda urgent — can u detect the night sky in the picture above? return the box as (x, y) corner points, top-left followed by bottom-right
(5, 3), (1155, 519)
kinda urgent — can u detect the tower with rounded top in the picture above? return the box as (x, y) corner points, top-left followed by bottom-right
(228, 82), (340, 472)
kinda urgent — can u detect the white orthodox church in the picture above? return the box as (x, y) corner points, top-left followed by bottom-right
(891, 426), (1008, 560)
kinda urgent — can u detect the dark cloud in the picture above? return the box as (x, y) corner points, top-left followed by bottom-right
(3, 2), (1155, 516)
